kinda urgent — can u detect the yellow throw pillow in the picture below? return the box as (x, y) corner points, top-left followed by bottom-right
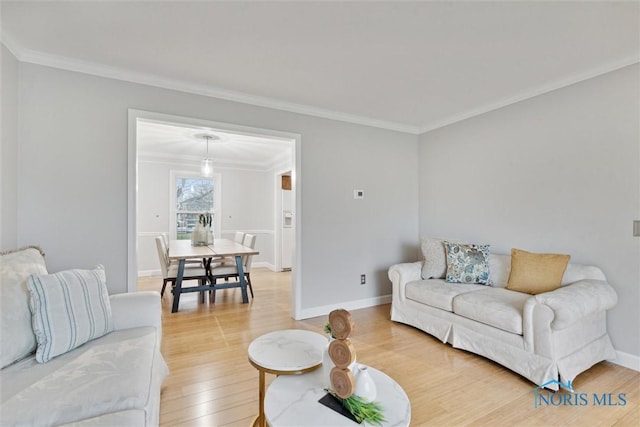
(506, 248), (570, 295)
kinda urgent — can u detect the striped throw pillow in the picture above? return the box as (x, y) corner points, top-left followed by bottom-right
(26, 265), (113, 363)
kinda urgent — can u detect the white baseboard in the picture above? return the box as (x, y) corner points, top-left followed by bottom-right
(253, 262), (276, 272)
(297, 294), (392, 320)
(138, 269), (161, 277)
(609, 349), (640, 371)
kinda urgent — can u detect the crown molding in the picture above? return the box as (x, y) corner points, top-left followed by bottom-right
(2, 36), (421, 135)
(418, 54), (640, 134)
(0, 31), (22, 59)
(269, 150), (293, 169)
(137, 152), (286, 172)
(4, 33), (637, 137)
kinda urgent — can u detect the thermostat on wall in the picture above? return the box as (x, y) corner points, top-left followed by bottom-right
(354, 189), (364, 199)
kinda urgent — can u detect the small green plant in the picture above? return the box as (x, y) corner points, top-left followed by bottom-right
(324, 322), (334, 338)
(324, 389), (385, 425)
(198, 213), (212, 227)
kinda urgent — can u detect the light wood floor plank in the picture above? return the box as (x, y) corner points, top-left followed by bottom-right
(138, 269), (639, 426)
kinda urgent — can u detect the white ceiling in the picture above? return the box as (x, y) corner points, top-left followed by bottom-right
(136, 119), (293, 170)
(1, 1), (638, 134)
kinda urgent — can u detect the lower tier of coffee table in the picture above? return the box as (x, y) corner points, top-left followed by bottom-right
(264, 365), (411, 426)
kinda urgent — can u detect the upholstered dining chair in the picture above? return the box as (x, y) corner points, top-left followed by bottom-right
(209, 233), (256, 302)
(155, 236), (208, 302)
(215, 231), (246, 268)
(161, 232), (203, 267)
(241, 232), (257, 296)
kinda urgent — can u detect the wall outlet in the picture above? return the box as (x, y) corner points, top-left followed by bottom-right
(360, 274), (366, 285)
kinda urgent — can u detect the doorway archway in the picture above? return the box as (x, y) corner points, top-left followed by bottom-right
(127, 109), (302, 318)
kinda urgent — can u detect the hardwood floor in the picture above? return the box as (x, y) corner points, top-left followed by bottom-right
(138, 269), (639, 426)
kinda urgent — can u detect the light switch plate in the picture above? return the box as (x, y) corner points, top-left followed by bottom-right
(354, 189), (364, 199)
(634, 220), (640, 237)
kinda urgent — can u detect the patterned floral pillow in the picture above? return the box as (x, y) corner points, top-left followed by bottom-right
(444, 242), (491, 285)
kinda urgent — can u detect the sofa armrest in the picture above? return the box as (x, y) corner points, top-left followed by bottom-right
(388, 261), (423, 302)
(110, 291), (162, 332)
(534, 279), (618, 330)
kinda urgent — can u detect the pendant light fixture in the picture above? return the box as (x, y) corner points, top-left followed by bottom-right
(197, 133), (217, 177)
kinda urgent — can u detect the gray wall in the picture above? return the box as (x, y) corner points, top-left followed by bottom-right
(16, 63), (419, 310)
(418, 64), (640, 358)
(1, 44), (19, 249)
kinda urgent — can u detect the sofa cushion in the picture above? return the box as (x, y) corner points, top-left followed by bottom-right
(405, 279), (488, 312)
(0, 327), (168, 426)
(27, 265), (113, 363)
(0, 247), (48, 368)
(453, 288), (530, 335)
(488, 254), (511, 288)
(420, 237), (447, 279)
(444, 242), (491, 285)
(506, 248), (570, 295)
(561, 263), (606, 285)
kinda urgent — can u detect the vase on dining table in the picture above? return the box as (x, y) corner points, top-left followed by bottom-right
(191, 213), (213, 246)
(191, 224), (207, 246)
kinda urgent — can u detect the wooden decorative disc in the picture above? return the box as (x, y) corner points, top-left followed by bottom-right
(330, 367), (355, 399)
(328, 309), (354, 339)
(328, 339), (356, 369)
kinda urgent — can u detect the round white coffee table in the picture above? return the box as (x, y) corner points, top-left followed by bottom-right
(264, 365), (411, 426)
(248, 329), (327, 427)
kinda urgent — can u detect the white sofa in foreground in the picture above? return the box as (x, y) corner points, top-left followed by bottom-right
(388, 239), (618, 390)
(0, 247), (169, 426)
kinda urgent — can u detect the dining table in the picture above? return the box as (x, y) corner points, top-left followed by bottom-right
(168, 239), (259, 313)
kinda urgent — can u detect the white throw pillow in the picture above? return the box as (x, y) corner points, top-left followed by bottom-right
(26, 265), (113, 363)
(420, 237), (447, 279)
(0, 247), (48, 368)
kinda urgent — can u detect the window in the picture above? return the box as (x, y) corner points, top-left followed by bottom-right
(170, 171), (220, 240)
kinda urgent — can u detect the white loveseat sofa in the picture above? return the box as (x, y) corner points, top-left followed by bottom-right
(388, 240), (618, 390)
(0, 247), (169, 426)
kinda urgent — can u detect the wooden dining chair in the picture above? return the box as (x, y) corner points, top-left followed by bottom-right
(155, 236), (208, 302)
(209, 233), (256, 302)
